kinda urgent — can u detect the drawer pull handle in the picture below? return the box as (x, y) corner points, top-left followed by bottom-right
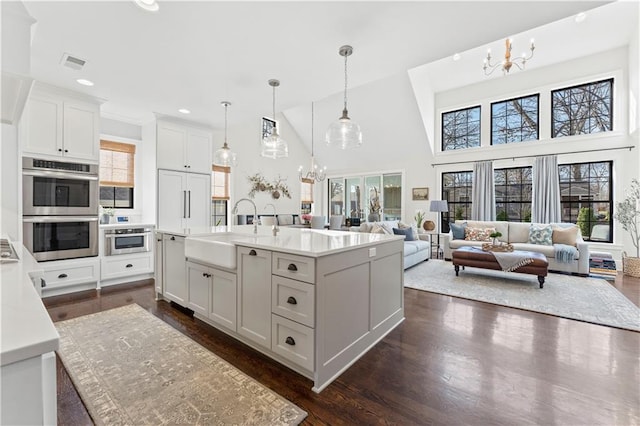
(249, 249), (257, 256)
(286, 296), (297, 305)
(202, 272), (211, 278)
(58, 273), (68, 279)
(287, 263), (297, 271)
(41, 278), (47, 288)
(170, 236), (175, 241)
(126, 264), (133, 268)
(285, 336), (296, 346)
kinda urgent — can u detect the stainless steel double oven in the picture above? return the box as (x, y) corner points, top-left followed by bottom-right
(22, 157), (99, 261)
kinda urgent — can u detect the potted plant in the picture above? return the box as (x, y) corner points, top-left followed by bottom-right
(489, 231), (502, 246)
(614, 179), (640, 277)
(414, 211), (425, 231)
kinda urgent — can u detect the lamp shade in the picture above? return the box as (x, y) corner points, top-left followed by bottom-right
(429, 200), (448, 213)
(326, 115), (362, 149)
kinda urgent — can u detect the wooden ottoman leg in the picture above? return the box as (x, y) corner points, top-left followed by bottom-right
(538, 276), (545, 288)
(454, 264), (460, 276)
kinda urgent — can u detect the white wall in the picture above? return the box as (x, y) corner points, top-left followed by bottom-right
(1, 123), (20, 240)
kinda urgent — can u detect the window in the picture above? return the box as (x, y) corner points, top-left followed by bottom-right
(442, 171), (473, 233)
(329, 179), (344, 216)
(442, 106), (481, 151)
(491, 94), (539, 145)
(329, 172), (403, 222)
(212, 165), (230, 226)
(382, 174), (402, 221)
(558, 161), (612, 242)
(99, 140), (135, 208)
(552, 78), (613, 138)
(301, 178), (313, 215)
(494, 167), (532, 222)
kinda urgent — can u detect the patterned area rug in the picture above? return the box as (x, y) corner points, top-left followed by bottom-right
(405, 260), (640, 331)
(55, 304), (307, 425)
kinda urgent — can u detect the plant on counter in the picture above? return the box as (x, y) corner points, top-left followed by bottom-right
(247, 173), (291, 199)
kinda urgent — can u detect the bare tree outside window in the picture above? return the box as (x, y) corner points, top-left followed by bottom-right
(491, 95), (539, 144)
(552, 79), (613, 138)
(442, 106), (481, 151)
(442, 171), (473, 232)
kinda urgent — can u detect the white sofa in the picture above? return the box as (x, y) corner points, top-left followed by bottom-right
(443, 220), (590, 276)
(354, 220), (430, 269)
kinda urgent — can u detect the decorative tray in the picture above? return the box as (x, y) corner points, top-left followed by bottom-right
(482, 243), (514, 252)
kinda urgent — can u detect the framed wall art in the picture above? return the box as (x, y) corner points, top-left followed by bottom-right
(412, 187), (429, 201)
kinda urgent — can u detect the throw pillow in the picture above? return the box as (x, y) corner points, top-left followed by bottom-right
(393, 227), (415, 241)
(529, 224), (553, 245)
(449, 222), (467, 240)
(398, 221), (418, 240)
(464, 227), (495, 242)
(370, 223), (386, 234)
(552, 225), (578, 246)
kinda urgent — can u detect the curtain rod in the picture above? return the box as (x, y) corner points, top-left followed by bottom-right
(430, 145), (636, 167)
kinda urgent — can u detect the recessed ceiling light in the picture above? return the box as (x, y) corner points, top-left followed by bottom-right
(76, 79), (94, 86)
(452, 53), (461, 61)
(575, 12), (586, 23)
(134, 0), (159, 12)
(178, 108), (191, 114)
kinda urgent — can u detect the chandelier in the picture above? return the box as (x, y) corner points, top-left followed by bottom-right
(261, 79), (288, 159)
(483, 38), (535, 76)
(299, 102), (326, 182)
(213, 101), (237, 167)
(326, 45), (362, 149)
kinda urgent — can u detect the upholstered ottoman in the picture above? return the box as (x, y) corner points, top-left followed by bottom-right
(452, 246), (549, 288)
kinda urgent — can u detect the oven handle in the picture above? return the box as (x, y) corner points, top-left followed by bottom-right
(104, 233), (151, 238)
(23, 216), (99, 223)
(22, 170), (99, 181)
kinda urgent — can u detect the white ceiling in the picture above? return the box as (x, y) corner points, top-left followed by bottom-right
(19, 0), (636, 130)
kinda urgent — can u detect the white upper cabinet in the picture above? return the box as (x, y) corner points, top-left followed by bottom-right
(21, 84), (100, 163)
(156, 120), (212, 174)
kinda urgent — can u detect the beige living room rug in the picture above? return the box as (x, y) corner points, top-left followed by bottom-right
(405, 259), (640, 332)
(55, 304), (307, 425)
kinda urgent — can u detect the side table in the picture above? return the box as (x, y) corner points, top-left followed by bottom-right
(418, 232), (445, 259)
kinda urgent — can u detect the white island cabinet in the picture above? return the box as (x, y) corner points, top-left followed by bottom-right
(158, 225), (405, 393)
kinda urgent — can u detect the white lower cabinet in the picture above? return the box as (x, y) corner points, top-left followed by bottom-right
(186, 260), (237, 331)
(41, 257), (99, 297)
(163, 234), (186, 305)
(101, 253), (153, 281)
(271, 314), (314, 371)
(237, 247), (272, 349)
(155, 233), (163, 296)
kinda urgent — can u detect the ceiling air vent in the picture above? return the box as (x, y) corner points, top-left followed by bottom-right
(60, 53), (87, 71)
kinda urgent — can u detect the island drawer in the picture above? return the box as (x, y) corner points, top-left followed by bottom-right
(272, 252), (315, 284)
(271, 314), (314, 372)
(272, 276), (315, 327)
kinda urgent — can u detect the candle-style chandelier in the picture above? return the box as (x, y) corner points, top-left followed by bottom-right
(298, 102), (326, 182)
(483, 38), (535, 76)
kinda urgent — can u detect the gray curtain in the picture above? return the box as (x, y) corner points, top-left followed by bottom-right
(471, 161), (495, 220)
(532, 155), (562, 223)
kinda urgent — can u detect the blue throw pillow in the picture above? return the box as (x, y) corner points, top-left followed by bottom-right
(528, 224), (553, 245)
(393, 227), (415, 241)
(449, 222), (467, 240)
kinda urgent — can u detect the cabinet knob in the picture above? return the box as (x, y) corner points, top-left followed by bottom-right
(126, 264), (133, 268)
(170, 236), (175, 241)
(64, 149), (69, 153)
(287, 263), (298, 272)
(249, 249), (257, 256)
(41, 278), (47, 288)
(58, 148), (62, 152)
(286, 296), (297, 305)
(285, 336), (296, 346)
(58, 273), (68, 279)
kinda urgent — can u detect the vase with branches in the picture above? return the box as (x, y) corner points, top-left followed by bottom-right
(614, 178), (640, 258)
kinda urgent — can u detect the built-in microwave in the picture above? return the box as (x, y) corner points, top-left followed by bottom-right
(104, 227), (153, 256)
(23, 216), (99, 262)
(22, 157), (99, 216)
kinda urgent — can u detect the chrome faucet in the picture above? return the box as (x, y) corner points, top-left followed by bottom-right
(265, 203), (279, 236)
(232, 198), (258, 234)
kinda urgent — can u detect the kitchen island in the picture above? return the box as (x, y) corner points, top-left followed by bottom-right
(0, 240), (59, 425)
(155, 225), (405, 392)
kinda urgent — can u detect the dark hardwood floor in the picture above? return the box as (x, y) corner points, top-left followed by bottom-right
(44, 273), (640, 425)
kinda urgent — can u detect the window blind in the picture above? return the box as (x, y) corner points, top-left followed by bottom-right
(212, 165), (230, 200)
(100, 141), (136, 188)
(301, 178), (314, 203)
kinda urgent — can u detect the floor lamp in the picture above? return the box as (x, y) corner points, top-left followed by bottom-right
(429, 200), (448, 259)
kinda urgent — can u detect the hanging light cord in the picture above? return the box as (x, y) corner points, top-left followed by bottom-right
(272, 84), (276, 120)
(311, 102), (314, 156)
(224, 103), (228, 146)
(343, 53), (349, 113)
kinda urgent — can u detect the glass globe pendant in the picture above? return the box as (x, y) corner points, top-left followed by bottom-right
(326, 45), (362, 149)
(261, 79), (288, 159)
(213, 101), (237, 167)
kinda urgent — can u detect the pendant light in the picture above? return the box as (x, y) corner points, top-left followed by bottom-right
(261, 79), (289, 159)
(298, 102), (326, 182)
(326, 45), (362, 149)
(213, 101), (237, 167)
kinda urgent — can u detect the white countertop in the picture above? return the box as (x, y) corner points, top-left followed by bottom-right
(100, 222), (155, 230)
(0, 242), (59, 366)
(160, 225), (404, 257)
